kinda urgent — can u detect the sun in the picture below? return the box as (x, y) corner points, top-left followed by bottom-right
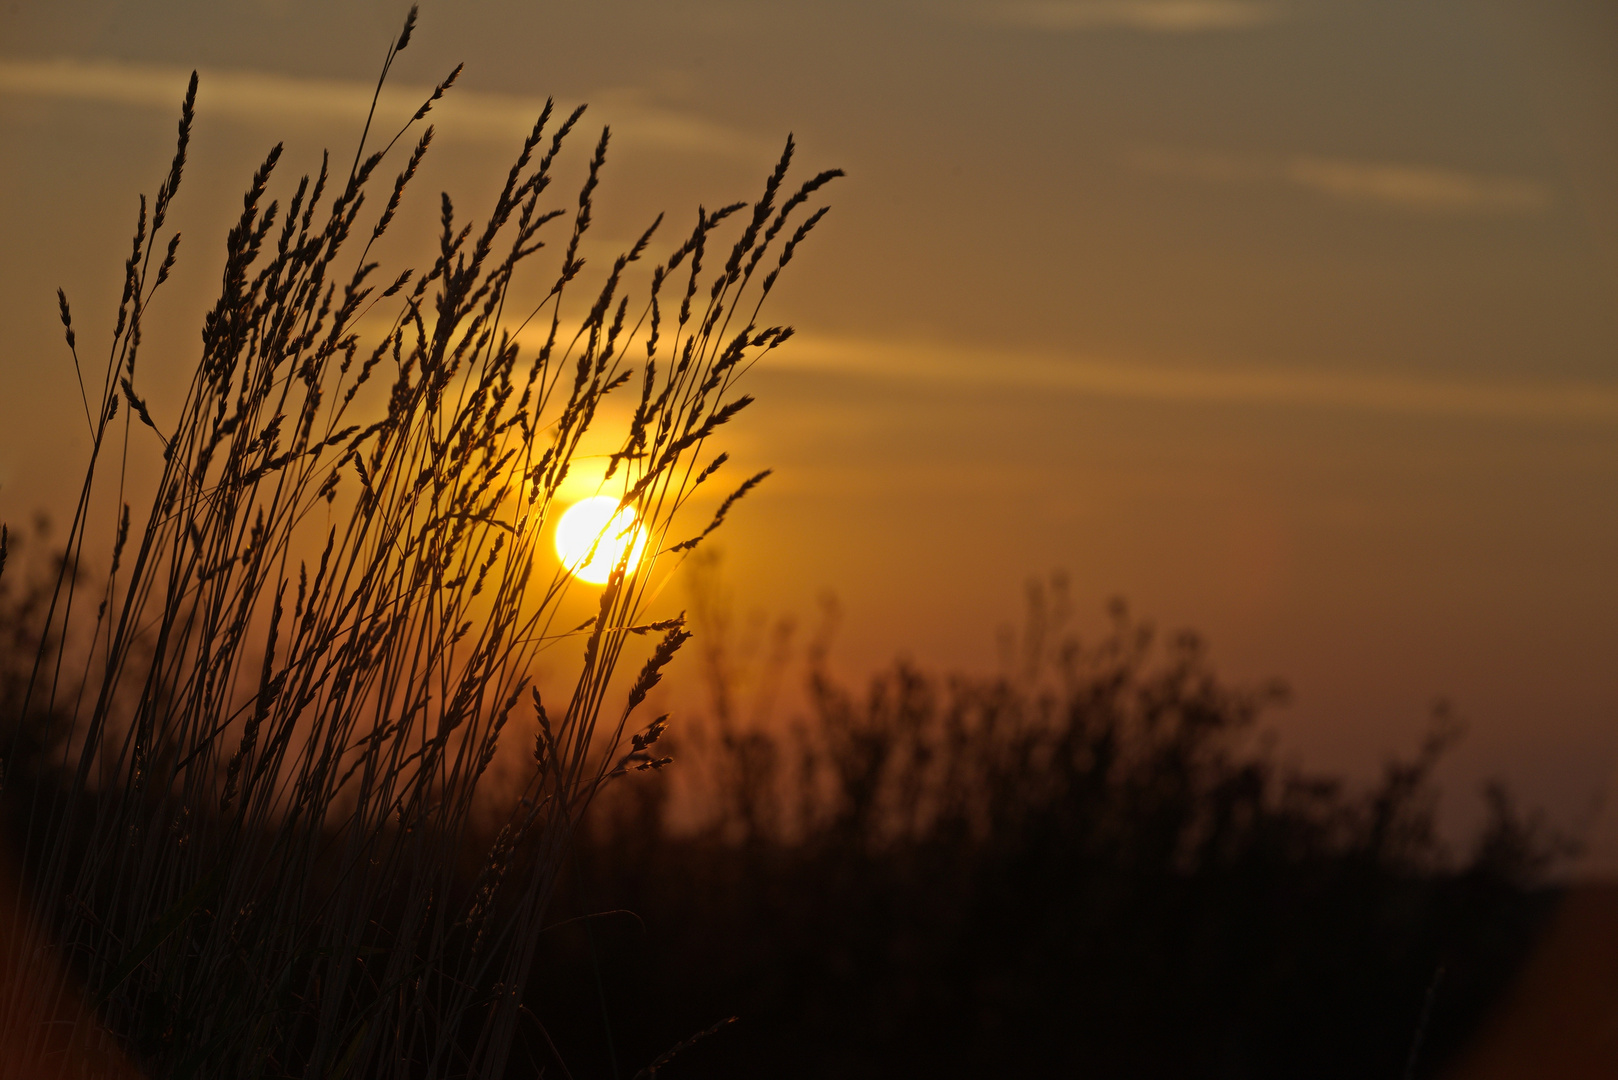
(553, 495), (648, 585)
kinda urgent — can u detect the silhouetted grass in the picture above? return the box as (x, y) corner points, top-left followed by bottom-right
(0, 9), (837, 1076)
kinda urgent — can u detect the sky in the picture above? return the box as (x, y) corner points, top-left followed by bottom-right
(1, 0), (1615, 854)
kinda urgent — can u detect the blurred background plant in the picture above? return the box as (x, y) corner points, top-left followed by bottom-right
(529, 565), (1566, 1080)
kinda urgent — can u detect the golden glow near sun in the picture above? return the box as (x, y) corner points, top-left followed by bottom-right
(553, 495), (647, 585)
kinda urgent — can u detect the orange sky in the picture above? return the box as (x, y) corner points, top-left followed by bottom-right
(1, 0), (1615, 852)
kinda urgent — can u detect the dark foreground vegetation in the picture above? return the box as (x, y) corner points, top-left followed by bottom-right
(530, 590), (1563, 1080)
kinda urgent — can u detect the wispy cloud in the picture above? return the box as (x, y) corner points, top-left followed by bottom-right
(975, 1), (1286, 32)
(1126, 146), (1553, 215)
(0, 57), (769, 158)
(1281, 157), (1551, 215)
(773, 335), (1618, 423)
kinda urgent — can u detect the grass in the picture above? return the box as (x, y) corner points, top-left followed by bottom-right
(0, 8), (839, 1077)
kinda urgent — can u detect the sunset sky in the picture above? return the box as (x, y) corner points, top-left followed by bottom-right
(1, 0), (1615, 851)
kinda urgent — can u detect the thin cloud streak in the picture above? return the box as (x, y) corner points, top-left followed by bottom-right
(1283, 157), (1551, 214)
(1127, 146), (1554, 215)
(776, 336), (1618, 423)
(975, 0), (1286, 32)
(0, 57), (769, 157)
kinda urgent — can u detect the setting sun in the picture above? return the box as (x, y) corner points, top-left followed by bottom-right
(553, 495), (647, 585)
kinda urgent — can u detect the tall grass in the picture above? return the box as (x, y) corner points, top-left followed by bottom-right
(0, 9), (838, 1076)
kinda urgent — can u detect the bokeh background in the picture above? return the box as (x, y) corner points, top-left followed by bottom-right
(1, 0), (1615, 855)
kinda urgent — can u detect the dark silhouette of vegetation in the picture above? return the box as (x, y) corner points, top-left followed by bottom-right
(524, 580), (1563, 1080)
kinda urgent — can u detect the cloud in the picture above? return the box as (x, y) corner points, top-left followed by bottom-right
(0, 57), (769, 158)
(1282, 157), (1551, 215)
(977, 1), (1286, 32)
(772, 335), (1618, 423)
(1126, 146), (1553, 215)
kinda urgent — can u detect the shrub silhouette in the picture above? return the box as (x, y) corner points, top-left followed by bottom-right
(538, 585), (1560, 1080)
